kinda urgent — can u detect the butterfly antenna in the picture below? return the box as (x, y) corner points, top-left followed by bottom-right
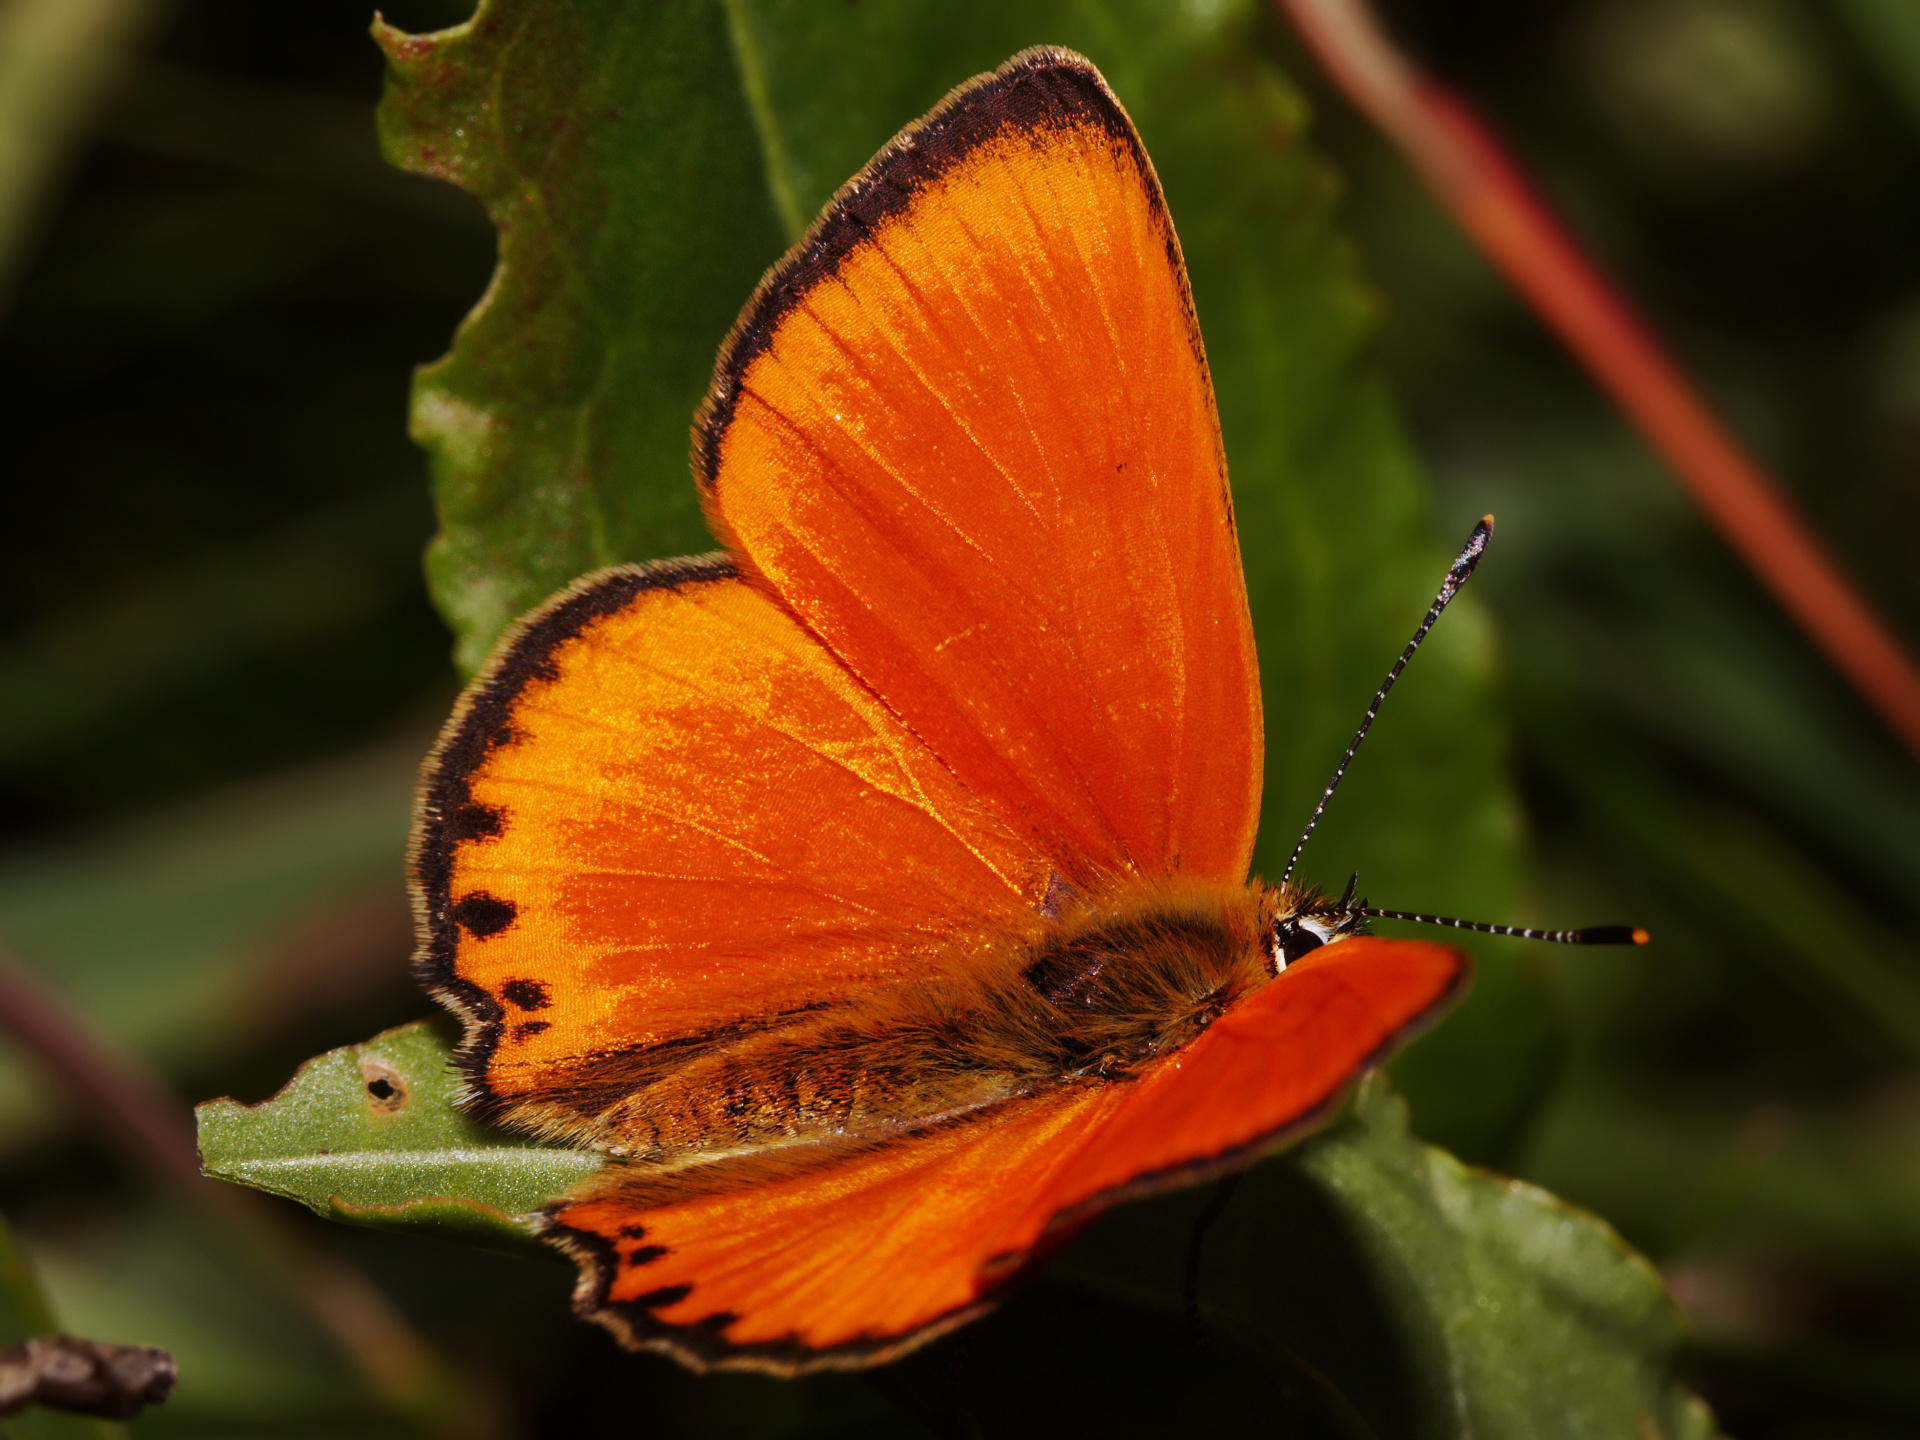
(1360, 910), (1649, 946)
(1281, 516), (1495, 889)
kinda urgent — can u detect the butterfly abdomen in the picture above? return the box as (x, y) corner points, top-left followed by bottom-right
(594, 1014), (1027, 1162)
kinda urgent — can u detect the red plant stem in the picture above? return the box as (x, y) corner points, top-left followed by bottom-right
(1277, 0), (1920, 760)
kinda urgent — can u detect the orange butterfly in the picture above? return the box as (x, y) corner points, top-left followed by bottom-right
(409, 47), (1638, 1374)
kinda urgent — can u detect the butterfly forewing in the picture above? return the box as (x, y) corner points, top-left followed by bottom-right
(697, 48), (1262, 887)
(414, 558), (1049, 1139)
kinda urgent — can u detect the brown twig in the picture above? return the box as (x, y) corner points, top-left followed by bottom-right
(0, 951), (474, 1431)
(0, 1335), (175, 1421)
(1276, 0), (1920, 761)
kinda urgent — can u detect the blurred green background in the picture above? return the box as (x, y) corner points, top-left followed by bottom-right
(0, 0), (1916, 1435)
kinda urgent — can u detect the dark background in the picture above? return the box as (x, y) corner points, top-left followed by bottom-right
(0, 0), (1916, 1435)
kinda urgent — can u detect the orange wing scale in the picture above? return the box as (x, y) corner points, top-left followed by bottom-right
(546, 936), (1463, 1371)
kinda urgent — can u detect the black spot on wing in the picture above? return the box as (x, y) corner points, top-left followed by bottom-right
(628, 1284), (695, 1312)
(501, 978), (551, 1010)
(447, 802), (503, 842)
(451, 893), (517, 938)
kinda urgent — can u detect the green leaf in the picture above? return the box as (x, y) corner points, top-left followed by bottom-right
(376, 0), (1535, 1158)
(199, 1032), (1715, 1438)
(374, 1), (786, 676)
(1062, 1073), (1718, 1440)
(196, 1019), (603, 1246)
(346, 5), (1707, 1422)
(1292, 1076), (1716, 1440)
(196, 1035), (1714, 1435)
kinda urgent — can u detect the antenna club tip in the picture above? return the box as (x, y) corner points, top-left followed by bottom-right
(1631, 928), (1650, 945)
(1479, 513), (1495, 529)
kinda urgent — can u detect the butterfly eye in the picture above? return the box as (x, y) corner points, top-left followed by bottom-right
(1272, 916), (1338, 972)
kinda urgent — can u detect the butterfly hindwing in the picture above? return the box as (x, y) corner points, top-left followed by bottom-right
(1017, 936), (1467, 1213)
(540, 936), (1465, 1372)
(546, 1085), (1127, 1372)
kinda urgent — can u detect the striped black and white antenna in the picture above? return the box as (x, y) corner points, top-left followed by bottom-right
(1280, 515), (1646, 949)
(1280, 515), (1493, 890)
(1352, 909), (1646, 947)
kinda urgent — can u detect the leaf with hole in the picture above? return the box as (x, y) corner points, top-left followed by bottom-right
(196, 1019), (602, 1247)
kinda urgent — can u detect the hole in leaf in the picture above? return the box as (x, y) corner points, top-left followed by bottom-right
(358, 1057), (409, 1114)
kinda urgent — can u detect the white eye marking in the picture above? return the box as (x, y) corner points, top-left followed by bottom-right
(1271, 915), (1348, 975)
(1300, 916), (1340, 946)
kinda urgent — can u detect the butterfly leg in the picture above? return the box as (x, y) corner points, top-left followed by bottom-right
(1183, 1170), (1244, 1343)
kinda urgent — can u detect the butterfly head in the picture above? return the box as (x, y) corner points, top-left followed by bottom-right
(1263, 874), (1368, 973)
